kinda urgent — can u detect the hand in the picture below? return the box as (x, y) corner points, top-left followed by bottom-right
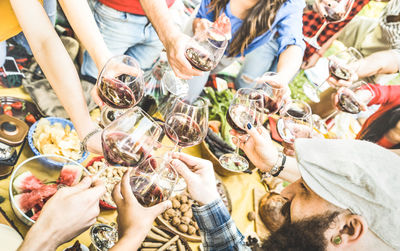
(326, 58), (359, 88)
(301, 53), (321, 69)
(112, 168), (172, 243)
(194, 18), (213, 36)
(255, 73), (292, 104)
(164, 32), (203, 79)
(91, 86), (105, 108)
(170, 152), (220, 206)
(231, 123), (279, 172)
(19, 177), (105, 251)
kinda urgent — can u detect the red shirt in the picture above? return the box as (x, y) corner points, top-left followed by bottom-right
(356, 84), (400, 148)
(99, 0), (176, 15)
(302, 0), (369, 60)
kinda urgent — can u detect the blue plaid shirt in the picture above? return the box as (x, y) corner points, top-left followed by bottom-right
(192, 199), (251, 251)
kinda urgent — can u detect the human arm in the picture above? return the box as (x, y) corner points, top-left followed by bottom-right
(170, 153), (249, 250)
(302, 32), (340, 69)
(109, 168), (171, 251)
(274, 0), (306, 86)
(139, 0), (202, 79)
(10, 0), (102, 154)
(58, 0), (111, 71)
(327, 50), (400, 87)
(18, 177), (105, 251)
(231, 124), (300, 183)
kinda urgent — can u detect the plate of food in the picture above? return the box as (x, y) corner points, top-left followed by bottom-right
(27, 117), (88, 167)
(0, 96), (43, 125)
(85, 156), (127, 209)
(9, 154), (88, 225)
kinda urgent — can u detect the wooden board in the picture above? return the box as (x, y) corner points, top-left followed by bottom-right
(253, 188), (270, 240)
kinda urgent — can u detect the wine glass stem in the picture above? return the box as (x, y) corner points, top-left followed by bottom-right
(313, 21), (328, 42)
(177, 146), (182, 153)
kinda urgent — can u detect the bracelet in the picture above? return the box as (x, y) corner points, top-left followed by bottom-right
(80, 128), (102, 153)
(261, 152), (286, 180)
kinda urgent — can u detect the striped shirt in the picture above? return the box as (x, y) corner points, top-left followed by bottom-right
(379, 0), (400, 50)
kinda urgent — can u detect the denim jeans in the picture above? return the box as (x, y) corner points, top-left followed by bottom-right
(81, 0), (164, 79)
(12, 0), (57, 56)
(234, 38), (279, 89)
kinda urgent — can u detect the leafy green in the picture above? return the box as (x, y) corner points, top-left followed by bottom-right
(203, 87), (235, 147)
(289, 70), (311, 102)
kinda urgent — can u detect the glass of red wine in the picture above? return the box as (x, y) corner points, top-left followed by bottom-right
(96, 55), (145, 127)
(303, 47), (363, 102)
(219, 88), (264, 172)
(336, 81), (375, 114)
(185, 26), (228, 72)
(164, 96), (209, 192)
(304, 0), (355, 49)
(130, 157), (178, 207)
(153, 121), (178, 159)
(101, 106), (162, 171)
(277, 100), (313, 144)
(255, 72), (285, 115)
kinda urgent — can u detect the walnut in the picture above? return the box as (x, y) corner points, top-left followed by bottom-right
(180, 216), (191, 225)
(165, 208), (176, 218)
(183, 210), (193, 218)
(247, 211), (256, 221)
(171, 216), (181, 227)
(172, 199), (181, 209)
(177, 224), (188, 233)
(163, 212), (171, 221)
(180, 195), (188, 204)
(187, 225), (196, 235)
(180, 204), (190, 213)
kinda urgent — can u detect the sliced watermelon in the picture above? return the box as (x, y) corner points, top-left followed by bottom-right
(31, 210), (42, 221)
(13, 171), (44, 194)
(57, 164), (83, 186)
(213, 13), (232, 40)
(14, 184), (58, 213)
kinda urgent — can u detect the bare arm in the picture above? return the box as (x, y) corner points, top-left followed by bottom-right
(58, 0), (111, 70)
(276, 45), (304, 85)
(10, 0), (100, 153)
(139, 0), (202, 79)
(356, 50), (400, 78)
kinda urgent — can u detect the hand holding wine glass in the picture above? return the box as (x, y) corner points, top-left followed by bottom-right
(96, 55), (145, 126)
(184, 26), (228, 72)
(333, 81), (375, 114)
(219, 88), (264, 171)
(277, 100), (313, 156)
(255, 72), (287, 115)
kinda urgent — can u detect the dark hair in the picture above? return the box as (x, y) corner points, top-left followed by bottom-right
(207, 0), (285, 57)
(359, 105), (400, 148)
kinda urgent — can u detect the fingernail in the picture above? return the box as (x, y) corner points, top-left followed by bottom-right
(247, 123), (252, 129)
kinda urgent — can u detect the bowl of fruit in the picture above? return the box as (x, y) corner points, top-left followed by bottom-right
(9, 154), (88, 226)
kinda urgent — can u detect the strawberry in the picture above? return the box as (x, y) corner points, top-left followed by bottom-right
(25, 113), (36, 123)
(3, 105), (13, 116)
(11, 101), (23, 110)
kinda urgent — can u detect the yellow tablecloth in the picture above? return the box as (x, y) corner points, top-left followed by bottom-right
(0, 87), (266, 250)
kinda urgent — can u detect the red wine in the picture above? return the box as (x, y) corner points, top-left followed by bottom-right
(263, 96), (279, 114)
(226, 105), (253, 134)
(329, 63), (351, 81)
(185, 47), (214, 71)
(102, 132), (147, 167)
(165, 113), (203, 147)
(130, 176), (163, 207)
(98, 77), (135, 109)
(338, 93), (361, 114)
(138, 94), (157, 116)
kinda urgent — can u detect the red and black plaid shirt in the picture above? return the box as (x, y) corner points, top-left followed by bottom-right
(303, 0), (370, 60)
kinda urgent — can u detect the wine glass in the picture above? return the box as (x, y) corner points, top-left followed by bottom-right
(219, 88), (264, 172)
(101, 106), (162, 170)
(153, 121), (178, 159)
(96, 55), (145, 127)
(184, 26), (228, 72)
(254, 72), (285, 115)
(304, 0), (355, 49)
(277, 100), (313, 144)
(164, 96), (209, 192)
(130, 157), (178, 207)
(336, 81), (375, 114)
(303, 47), (362, 102)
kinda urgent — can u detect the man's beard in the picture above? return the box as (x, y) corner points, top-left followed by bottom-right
(260, 208), (340, 251)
